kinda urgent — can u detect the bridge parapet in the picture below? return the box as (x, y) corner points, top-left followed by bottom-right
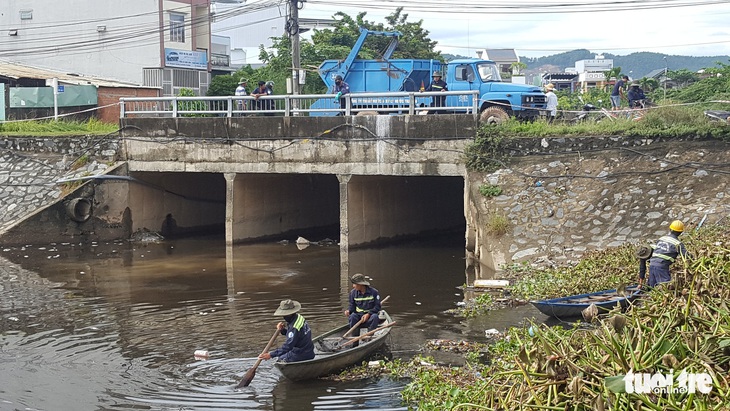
(120, 114), (477, 176)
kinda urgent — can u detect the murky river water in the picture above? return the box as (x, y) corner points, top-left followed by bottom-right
(0, 234), (543, 410)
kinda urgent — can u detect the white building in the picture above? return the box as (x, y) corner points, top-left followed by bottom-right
(575, 55), (614, 91)
(211, 2), (335, 67)
(0, 0), (212, 96)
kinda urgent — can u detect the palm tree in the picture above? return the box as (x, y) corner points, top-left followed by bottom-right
(639, 77), (659, 92)
(511, 61), (527, 76)
(604, 67), (622, 92)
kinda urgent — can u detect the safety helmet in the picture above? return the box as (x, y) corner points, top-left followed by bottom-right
(239, 78), (247, 84)
(265, 81), (274, 88)
(669, 220), (685, 233)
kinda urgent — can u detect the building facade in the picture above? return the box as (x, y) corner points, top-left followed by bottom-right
(0, 0), (212, 96)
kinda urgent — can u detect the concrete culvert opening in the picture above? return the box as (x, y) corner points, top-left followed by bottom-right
(66, 198), (92, 223)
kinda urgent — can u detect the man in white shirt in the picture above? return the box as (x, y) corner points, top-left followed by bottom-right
(545, 83), (558, 123)
(235, 78), (248, 113)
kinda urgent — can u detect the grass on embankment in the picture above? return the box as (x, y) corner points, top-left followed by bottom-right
(347, 223), (730, 410)
(501, 105), (730, 139)
(0, 118), (118, 136)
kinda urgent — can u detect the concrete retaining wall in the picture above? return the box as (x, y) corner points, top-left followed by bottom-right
(467, 136), (730, 271)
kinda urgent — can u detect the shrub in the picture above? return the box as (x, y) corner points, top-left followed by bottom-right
(485, 211), (509, 236)
(479, 184), (502, 197)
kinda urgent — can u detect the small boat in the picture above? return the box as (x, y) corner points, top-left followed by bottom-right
(531, 286), (642, 319)
(274, 310), (393, 381)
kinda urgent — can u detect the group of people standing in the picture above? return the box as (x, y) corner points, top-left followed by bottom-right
(333, 71), (449, 114)
(257, 273), (383, 364)
(234, 78), (275, 114)
(611, 75), (648, 109)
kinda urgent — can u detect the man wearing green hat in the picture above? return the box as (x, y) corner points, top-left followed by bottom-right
(345, 273), (382, 333)
(258, 299), (314, 363)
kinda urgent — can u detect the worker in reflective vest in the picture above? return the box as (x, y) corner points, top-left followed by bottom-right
(345, 273), (381, 332)
(259, 299), (315, 363)
(644, 220), (691, 287)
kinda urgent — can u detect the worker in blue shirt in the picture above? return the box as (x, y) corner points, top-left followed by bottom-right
(333, 75), (350, 114)
(345, 273), (381, 333)
(425, 71), (448, 114)
(639, 220), (691, 288)
(258, 299), (314, 363)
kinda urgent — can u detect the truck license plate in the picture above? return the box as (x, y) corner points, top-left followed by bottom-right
(539, 110), (547, 116)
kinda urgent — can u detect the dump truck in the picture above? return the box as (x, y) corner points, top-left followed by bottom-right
(311, 28), (548, 122)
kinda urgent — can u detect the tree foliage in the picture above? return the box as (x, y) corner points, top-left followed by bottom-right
(671, 62), (730, 103)
(211, 8), (441, 96)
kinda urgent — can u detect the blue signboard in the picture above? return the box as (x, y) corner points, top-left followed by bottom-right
(164, 48), (208, 70)
(57, 85), (64, 93)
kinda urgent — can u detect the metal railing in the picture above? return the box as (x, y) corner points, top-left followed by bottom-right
(119, 90), (480, 119)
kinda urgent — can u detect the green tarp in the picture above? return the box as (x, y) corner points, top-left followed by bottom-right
(9, 85), (97, 108)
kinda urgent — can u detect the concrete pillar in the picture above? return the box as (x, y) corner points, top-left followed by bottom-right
(224, 173), (237, 245)
(224, 173), (236, 296)
(337, 174), (351, 293)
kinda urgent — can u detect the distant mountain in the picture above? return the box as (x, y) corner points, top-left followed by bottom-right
(521, 50), (730, 79)
(442, 50), (730, 79)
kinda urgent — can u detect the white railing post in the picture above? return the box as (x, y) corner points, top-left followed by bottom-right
(120, 98), (126, 119)
(227, 97), (233, 118)
(472, 90), (479, 120)
(172, 97), (178, 118)
(285, 96), (291, 117)
(408, 93), (415, 115)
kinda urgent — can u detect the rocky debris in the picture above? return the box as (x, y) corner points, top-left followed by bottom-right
(129, 229), (164, 243)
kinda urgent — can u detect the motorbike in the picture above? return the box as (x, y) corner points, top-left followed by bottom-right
(572, 102), (601, 123)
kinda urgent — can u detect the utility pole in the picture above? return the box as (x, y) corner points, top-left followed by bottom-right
(663, 56), (667, 103)
(289, 0), (302, 97)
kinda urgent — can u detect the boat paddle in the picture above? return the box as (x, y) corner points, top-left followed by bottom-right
(337, 321), (397, 350)
(236, 328), (279, 388)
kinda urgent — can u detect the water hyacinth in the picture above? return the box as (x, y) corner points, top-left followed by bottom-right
(386, 223), (730, 410)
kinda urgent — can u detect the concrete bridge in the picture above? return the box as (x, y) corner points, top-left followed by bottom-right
(118, 114), (479, 265)
(6, 114), (725, 275)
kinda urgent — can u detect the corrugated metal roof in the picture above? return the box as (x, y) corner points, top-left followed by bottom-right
(0, 60), (158, 89)
(481, 49), (518, 62)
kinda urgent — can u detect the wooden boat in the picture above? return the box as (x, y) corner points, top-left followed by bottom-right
(274, 310), (393, 381)
(531, 286), (641, 319)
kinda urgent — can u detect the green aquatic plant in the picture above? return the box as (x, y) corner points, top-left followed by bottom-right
(382, 223), (730, 410)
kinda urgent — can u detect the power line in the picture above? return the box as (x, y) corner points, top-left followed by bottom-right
(304, 0), (729, 14)
(0, 1), (280, 58)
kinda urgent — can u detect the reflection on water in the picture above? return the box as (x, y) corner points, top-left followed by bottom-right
(0, 235), (545, 410)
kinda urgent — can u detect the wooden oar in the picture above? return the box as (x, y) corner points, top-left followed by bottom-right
(341, 295), (390, 340)
(236, 329), (279, 388)
(338, 321), (397, 349)
(342, 316), (367, 339)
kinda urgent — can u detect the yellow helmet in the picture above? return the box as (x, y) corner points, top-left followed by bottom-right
(669, 220), (685, 232)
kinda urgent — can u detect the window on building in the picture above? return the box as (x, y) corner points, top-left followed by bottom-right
(170, 13), (185, 43)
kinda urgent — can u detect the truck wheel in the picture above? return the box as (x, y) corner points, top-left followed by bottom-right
(479, 107), (509, 125)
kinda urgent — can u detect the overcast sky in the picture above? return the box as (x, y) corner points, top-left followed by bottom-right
(262, 0), (730, 59)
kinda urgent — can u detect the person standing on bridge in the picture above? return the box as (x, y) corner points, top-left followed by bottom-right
(424, 71), (448, 114)
(333, 75), (350, 115)
(345, 273), (382, 340)
(252, 81), (275, 115)
(234, 78), (248, 114)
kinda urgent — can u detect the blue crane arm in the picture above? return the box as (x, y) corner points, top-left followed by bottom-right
(334, 27), (401, 80)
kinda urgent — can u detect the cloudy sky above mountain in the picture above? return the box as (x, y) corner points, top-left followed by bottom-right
(289, 0), (730, 58)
